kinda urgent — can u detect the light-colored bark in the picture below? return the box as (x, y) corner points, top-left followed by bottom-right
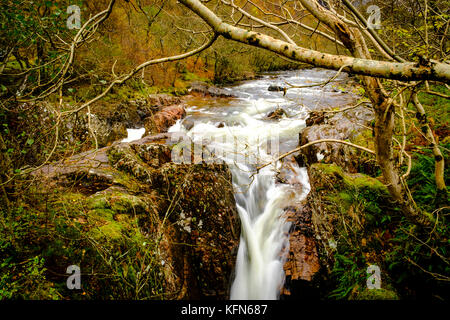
(412, 93), (446, 192)
(179, 0), (438, 227)
(179, 0), (450, 83)
(298, 0), (435, 227)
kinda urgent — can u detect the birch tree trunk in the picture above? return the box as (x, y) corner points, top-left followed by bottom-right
(179, 0), (445, 227)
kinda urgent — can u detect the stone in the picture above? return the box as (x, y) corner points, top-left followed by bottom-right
(305, 111), (325, 126)
(33, 133), (240, 299)
(268, 85), (286, 92)
(188, 81), (235, 98)
(144, 104), (186, 136)
(299, 105), (374, 173)
(266, 107), (288, 120)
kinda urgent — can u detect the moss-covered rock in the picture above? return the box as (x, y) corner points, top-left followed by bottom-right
(353, 288), (399, 300)
(30, 134), (240, 299)
(305, 163), (402, 300)
(299, 105), (374, 173)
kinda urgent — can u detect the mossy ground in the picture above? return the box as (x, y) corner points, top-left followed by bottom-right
(0, 138), (239, 300)
(0, 180), (168, 299)
(310, 122), (448, 301)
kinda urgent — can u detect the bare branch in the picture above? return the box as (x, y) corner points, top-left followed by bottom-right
(179, 0), (450, 82)
(256, 138), (375, 171)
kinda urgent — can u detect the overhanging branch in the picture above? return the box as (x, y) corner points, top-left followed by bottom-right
(179, 0), (450, 83)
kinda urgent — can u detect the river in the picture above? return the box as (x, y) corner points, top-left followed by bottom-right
(164, 68), (358, 299)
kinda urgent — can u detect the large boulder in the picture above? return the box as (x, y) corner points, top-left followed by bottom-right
(304, 163), (400, 300)
(281, 202), (320, 298)
(266, 107), (288, 120)
(146, 93), (181, 108)
(268, 85), (286, 92)
(276, 155), (320, 298)
(78, 94), (184, 147)
(143, 104), (186, 136)
(34, 133), (240, 299)
(299, 105), (374, 173)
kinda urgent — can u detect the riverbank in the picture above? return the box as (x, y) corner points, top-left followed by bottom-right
(282, 82), (449, 301)
(1, 69), (448, 300)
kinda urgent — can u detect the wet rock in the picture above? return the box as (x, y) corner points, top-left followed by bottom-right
(283, 204), (319, 283)
(268, 85), (286, 92)
(188, 81), (235, 98)
(147, 93), (181, 108)
(305, 111), (325, 126)
(181, 117), (196, 131)
(156, 162), (240, 298)
(276, 156), (304, 188)
(56, 94), (184, 148)
(266, 107), (288, 120)
(86, 113), (128, 147)
(241, 71), (256, 80)
(277, 155), (320, 298)
(144, 104), (186, 136)
(299, 105), (374, 173)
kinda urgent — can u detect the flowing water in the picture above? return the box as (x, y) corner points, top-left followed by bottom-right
(168, 68), (357, 300)
(121, 127), (145, 143)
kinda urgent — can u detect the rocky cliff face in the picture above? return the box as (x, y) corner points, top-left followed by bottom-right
(34, 133), (240, 299)
(285, 102), (400, 300)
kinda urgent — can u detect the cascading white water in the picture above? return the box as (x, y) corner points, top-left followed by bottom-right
(168, 69), (356, 299)
(121, 127), (145, 143)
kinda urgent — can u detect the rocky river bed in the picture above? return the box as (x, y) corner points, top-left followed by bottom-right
(32, 68), (397, 300)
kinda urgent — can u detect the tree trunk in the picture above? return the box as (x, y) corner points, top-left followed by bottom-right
(412, 93), (446, 206)
(179, 0), (438, 227)
(297, 0), (433, 227)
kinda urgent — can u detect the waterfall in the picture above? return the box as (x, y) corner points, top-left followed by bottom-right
(230, 165), (292, 299)
(168, 69), (353, 299)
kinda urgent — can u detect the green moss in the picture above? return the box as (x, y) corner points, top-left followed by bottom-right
(52, 192), (86, 205)
(338, 192), (354, 205)
(87, 196), (109, 210)
(182, 71), (211, 84)
(93, 221), (124, 240)
(350, 175), (387, 193)
(354, 288), (399, 300)
(89, 208), (115, 221)
(314, 162), (343, 176)
(311, 163), (403, 299)
(350, 129), (374, 150)
(110, 193), (148, 214)
(314, 163), (387, 194)
(112, 172), (143, 193)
